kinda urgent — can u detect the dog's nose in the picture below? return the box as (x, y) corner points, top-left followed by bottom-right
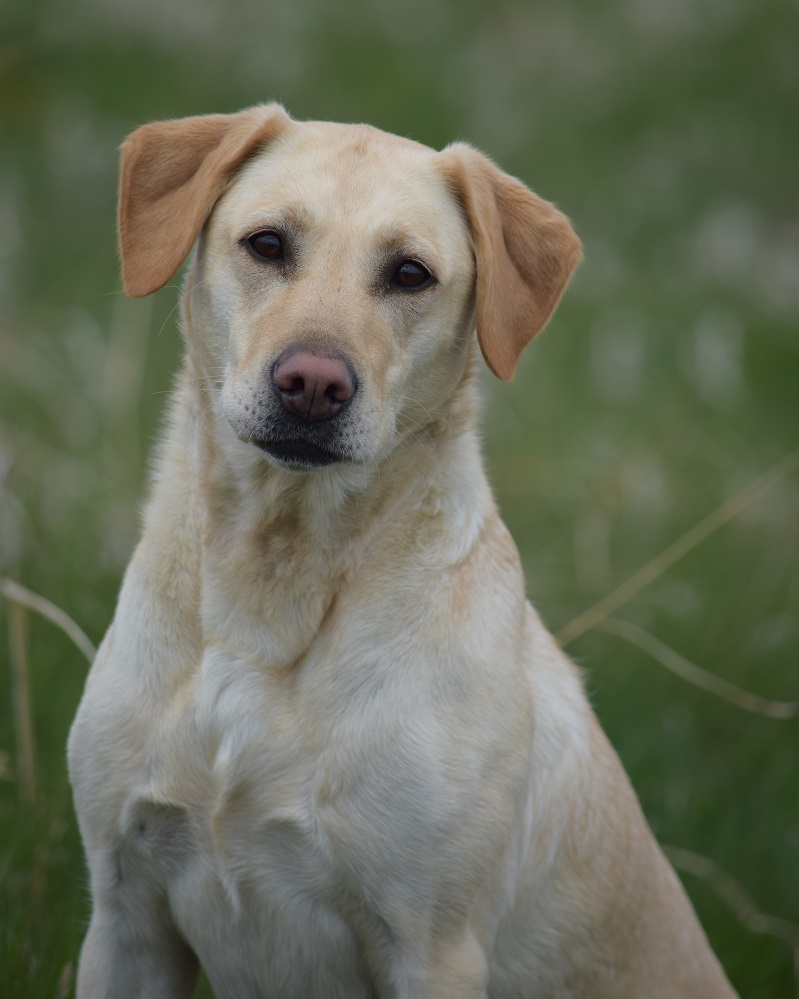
(273, 348), (356, 422)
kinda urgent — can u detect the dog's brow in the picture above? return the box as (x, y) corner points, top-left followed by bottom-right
(237, 205), (310, 238)
(375, 226), (440, 266)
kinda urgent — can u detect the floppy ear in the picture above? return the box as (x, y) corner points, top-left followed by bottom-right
(440, 143), (582, 381)
(118, 103), (291, 297)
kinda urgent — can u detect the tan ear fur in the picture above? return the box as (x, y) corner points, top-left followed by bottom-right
(118, 103), (291, 297)
(440, 144), (582, 380)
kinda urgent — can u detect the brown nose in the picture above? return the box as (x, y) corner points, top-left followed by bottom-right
(272, 348), (356, 422)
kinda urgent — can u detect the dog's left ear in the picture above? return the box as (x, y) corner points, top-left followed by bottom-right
(440, 144), (582, 381)
(118, 103), (292, 297)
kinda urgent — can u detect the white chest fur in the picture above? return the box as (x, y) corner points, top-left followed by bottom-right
(114, 650), (375, 997)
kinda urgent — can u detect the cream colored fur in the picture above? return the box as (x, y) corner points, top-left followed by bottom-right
(68, 105), (737, 998)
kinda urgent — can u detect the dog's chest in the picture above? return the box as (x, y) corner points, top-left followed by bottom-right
(104, 539), (510, 994)
(182, 648), (347, 849)
(118, 648), (380, 995)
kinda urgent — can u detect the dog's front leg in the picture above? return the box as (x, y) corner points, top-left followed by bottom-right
(75, 851), (199, 999)
(76, 917), (199, 999)
(368, 925), (488, 999)
(397, 945), (488, 998)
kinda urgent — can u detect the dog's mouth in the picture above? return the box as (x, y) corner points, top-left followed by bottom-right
(254, 438), (345, 468)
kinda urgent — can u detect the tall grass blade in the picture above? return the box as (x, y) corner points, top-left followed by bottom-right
(557, 447), (799, 648)
(2, 579), (96, 663)
(8, 599), (36, 804)
(666, 846), (799, 993)
(599, 617), (798, 718)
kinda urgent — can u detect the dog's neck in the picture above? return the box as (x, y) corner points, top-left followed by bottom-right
(158, 339), (489, 670)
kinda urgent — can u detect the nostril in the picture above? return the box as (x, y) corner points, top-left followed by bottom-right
(274, 365), (306, 396)
(325, 379), (350, 402)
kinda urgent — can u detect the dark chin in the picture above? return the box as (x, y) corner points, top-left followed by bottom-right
(254, 438), (342, 469)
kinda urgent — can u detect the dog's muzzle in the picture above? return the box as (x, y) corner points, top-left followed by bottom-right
(250, 347), (359, 468)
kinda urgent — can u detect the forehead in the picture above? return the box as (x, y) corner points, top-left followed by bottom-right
(217, 120), (468, 247)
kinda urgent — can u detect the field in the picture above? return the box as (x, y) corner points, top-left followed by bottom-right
(1, 0), (798, 995)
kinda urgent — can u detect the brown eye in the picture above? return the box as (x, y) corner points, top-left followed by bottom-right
(247, 231), (284, 260)
(392, 260), (432, 290)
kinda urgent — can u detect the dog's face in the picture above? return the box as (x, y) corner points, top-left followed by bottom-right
(117, 104), (582, 472)
(196, 124), (476, 470)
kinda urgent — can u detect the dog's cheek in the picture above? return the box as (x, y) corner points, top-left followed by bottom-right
(386, 286), (476, 419)
(182, 243), (240, 376)
(191, 233), (286, 369)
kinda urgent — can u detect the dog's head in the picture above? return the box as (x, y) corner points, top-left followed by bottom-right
(119, 104), (581, 471)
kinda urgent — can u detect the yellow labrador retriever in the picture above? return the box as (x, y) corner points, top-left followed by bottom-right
(68, 104), (736, 998)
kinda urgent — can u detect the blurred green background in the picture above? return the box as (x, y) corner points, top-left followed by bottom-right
(1, 0), (797, 995)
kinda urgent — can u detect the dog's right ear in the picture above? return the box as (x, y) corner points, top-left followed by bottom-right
(118, 103), (291, 297)
(439, 143), (582, 381)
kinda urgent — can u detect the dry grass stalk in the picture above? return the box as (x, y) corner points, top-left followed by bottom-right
(57, 961), (74, 999)
(599, 617), (798, 718)
(666, 845), (799, 992)
(1, 578), (96, 663)
(556, 447), (799, 649)
(8, 598), (36, 805)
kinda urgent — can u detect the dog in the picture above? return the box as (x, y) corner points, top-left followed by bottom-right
(68, 104), (737, 998)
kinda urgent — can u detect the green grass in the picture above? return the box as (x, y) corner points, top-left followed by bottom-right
(2, 1), (798, 995)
